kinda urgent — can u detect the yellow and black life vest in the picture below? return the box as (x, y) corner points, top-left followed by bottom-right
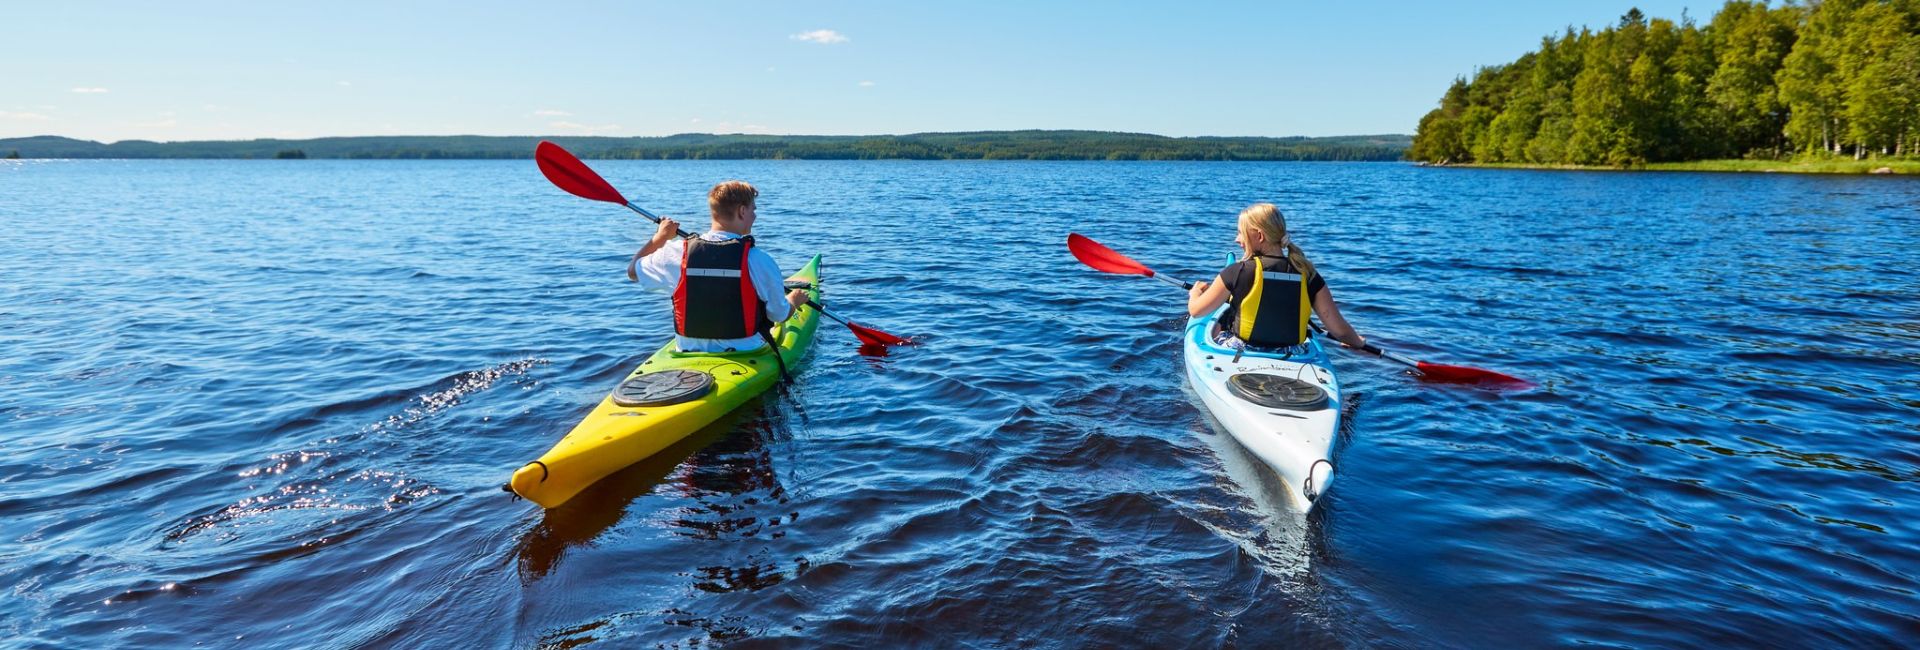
(1223, 254), (1312, 348)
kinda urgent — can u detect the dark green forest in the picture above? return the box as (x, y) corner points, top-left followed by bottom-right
(0, 131), (1408, 162)
(1409, 0), (1920, 166)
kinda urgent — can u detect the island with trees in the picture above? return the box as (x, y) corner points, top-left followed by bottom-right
(1408, 1), (1919, 174)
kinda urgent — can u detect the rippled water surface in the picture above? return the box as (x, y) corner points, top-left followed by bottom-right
(3, 159), (1916, 648)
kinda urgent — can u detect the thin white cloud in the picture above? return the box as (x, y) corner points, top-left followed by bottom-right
(71, 87), (109, 94)
(689, 118), (703, 124)
(336, 81), (352, 87)
(550, 120), (622, 134)
(533, 109), (572, 117)
(0, 111), (53, 121)
(790, 29), (848, 44)
(859, 80), (876, 87)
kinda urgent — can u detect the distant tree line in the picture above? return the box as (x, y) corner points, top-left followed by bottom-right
(1409, 1), (1920, 166)
(0, 131), (1410, 162)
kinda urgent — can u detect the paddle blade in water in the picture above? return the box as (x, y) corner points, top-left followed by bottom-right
(535, 141), (627, 204)
(845, 320), (912, 347)
(1415, 361), (1532, 388)
(813, 302), (912, 347)
(1067, 233), (1156, 278)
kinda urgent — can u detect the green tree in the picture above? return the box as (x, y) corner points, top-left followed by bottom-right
(1842, 2), (1919, 156)
(1409, 78), (1473, 162)
(1569, 27), (1631, 164)
(1487, 91), (1544, 162)
(1663, 17), (1724, 159)
(1528, 29), (1588, 163)
(1779, 0), (1862, 154)
(1707, 1), (1800, 157)
(1624, 18), (1685, 162)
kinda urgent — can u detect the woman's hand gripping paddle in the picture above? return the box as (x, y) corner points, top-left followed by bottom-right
(1066, 233), (1528, 388)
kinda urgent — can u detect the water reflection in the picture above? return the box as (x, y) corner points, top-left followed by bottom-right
(520, 395), (812, 647)
(514, 396), (794, 583)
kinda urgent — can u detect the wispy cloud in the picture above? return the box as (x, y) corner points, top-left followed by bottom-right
(790, 29), (848, 44)
(533, 109), (572, 117)
(0, 111), (53, 121)
(550, 121), (622, 134)
(71, 87), (109, 94)
(336, 81), (352, 87)
(859, 80), (876, 87)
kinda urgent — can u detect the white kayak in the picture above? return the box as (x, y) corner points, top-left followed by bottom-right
(1184, 307), (1342, 510)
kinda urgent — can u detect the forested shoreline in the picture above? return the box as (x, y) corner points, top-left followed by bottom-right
(0, 131), (1408, 162)
(1408, 0), (1920, 167)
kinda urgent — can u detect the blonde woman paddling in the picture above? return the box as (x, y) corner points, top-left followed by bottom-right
(1187, 203), (1366, 351)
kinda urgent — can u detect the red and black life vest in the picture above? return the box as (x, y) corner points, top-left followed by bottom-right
(672, 237), (771, 339)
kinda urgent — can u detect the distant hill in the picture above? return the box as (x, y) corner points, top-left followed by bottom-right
(0, 131), (1410, 161)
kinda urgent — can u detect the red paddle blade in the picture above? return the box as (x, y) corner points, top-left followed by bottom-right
(535, 141), (627, 204)
(1067, 233), (1156, 277)
(845, 321), (911, 347)
(1415, 361), (1532, 388)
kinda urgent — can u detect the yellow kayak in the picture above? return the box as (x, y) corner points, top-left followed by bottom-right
(509, 254), (823, 508)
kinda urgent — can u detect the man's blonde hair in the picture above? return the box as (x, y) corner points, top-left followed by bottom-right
(708, 181), (758, 218)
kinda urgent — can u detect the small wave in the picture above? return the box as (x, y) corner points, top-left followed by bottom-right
(366, 357), (548, 435)
(162, 468), (438, 546)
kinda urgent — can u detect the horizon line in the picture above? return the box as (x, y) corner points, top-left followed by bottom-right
(3, 130), (1416, 146)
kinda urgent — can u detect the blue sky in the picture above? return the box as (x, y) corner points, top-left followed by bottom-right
(3, 1), (1709, 142)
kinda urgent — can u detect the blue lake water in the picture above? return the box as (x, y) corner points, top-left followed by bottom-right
(2, 159), (1916, 648)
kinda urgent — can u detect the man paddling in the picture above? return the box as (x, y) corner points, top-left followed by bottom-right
(627, 181), (811, 353)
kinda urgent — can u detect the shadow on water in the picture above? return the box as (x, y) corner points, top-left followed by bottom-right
(513, 394), (789, 584)
(519, 388), (818, 648)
